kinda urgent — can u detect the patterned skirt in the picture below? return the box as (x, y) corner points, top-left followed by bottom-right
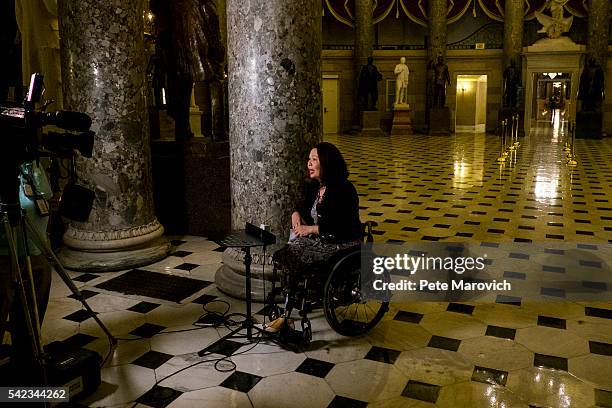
(272, 236), (360, 281)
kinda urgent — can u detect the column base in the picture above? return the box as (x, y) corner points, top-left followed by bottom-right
(214, 247), (279, 302)
(58, 237), (171, 272)
(391, 104), (413, 135)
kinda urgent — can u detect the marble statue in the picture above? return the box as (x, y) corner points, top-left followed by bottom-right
(503, 60), (521, 108)
(394, 57), (410, 106)
(15, 0), (62, 108)
(578, 57), (605, 112)
(535, 0), (573, 39)
(358, 56), (383, 111)
(432, 56), (451, 108)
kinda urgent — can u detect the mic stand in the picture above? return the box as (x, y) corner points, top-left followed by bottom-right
(198, 224), (277, 356)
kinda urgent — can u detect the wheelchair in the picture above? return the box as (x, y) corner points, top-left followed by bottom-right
(265, 221), (389, 344)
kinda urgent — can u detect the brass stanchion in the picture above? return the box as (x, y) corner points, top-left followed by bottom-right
(508, 116), (516, 151)
(502, 119), (509, 157)
(563, 112), (571, 153)
(497, 119), (507, 163)
(567, 120), (577, 166)
(513, 114), (520, 147)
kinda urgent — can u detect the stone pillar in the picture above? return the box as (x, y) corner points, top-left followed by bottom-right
(503, 0), (524, 69)
(215, 0), (322, 300)
(353, 0), (374, 125)
(586, 0), (609, 69)
(354, 0), (374, 68)
(58, 0), (170, 271)
(427, 0), (447, 62)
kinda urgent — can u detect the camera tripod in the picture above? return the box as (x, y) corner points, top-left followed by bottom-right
(0, 172), (116, 387)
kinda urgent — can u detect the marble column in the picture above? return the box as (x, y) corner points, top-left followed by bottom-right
(427, 0), (447, 63)
(353, 0), (374, 125)
(586, 0), (609, 69)
(354, 0), (374, 68)
(58, 0), (170, 271)
(503, 0), (524, 69)
(215, 0), (322, 300)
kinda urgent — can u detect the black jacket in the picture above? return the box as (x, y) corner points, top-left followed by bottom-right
(297, 179), (362, 243)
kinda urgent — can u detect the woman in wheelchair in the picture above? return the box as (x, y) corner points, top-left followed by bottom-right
(265, 142), (388, 339)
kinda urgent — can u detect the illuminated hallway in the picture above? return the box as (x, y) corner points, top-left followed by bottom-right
(326, 131), (612, 244)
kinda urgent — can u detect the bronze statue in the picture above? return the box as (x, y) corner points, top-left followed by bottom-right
(358, 56), (383, 111)
(503, 60), (521, 108)
(578, 57), (605, 113)
(151, 0), (224, 141)
(432, 56), (451, 108)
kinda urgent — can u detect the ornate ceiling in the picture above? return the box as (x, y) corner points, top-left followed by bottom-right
(323, 0), (592, 27)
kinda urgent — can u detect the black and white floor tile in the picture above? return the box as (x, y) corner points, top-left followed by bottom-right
(32, 128), (612, 407)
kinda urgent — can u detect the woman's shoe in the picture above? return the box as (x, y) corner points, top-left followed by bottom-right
(263, 317), (294, 333)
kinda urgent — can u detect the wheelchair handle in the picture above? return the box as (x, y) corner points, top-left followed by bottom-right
(362, 220), (377, 243)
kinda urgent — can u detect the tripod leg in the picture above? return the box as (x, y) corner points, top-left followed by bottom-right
(3, 219), (47, 386)
(23, 218), (116, 345)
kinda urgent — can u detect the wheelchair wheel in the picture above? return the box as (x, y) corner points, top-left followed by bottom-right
(323, 250), (389, 336)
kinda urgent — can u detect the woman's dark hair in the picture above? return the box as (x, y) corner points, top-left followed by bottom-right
(315, 142), (349, 186)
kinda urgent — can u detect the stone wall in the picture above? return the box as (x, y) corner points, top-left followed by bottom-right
(322, 49), (503, 133)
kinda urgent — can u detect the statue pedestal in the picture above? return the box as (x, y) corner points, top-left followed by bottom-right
(151, 139), (231, 235)
(428, 107), (451, 135)
(359, 111), (386, 136)
(190, 107), (204, 137)
(576, 111), (602, 139)
(183, 140), (231, 235)
(391, 104), (413, 135)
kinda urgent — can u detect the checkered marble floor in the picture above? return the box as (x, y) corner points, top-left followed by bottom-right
(37, 127), (612, 407)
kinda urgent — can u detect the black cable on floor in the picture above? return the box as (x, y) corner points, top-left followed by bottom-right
(100, 298), (257, 371)
(128, 322), (265, 408)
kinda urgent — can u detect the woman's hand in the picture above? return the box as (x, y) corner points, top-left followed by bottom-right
(291, 211), (303, 230)
(294, 225), (318, 237)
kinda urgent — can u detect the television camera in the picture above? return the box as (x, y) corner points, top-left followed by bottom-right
(0, 74), (109, 397)
(0, 73), (95, 222)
